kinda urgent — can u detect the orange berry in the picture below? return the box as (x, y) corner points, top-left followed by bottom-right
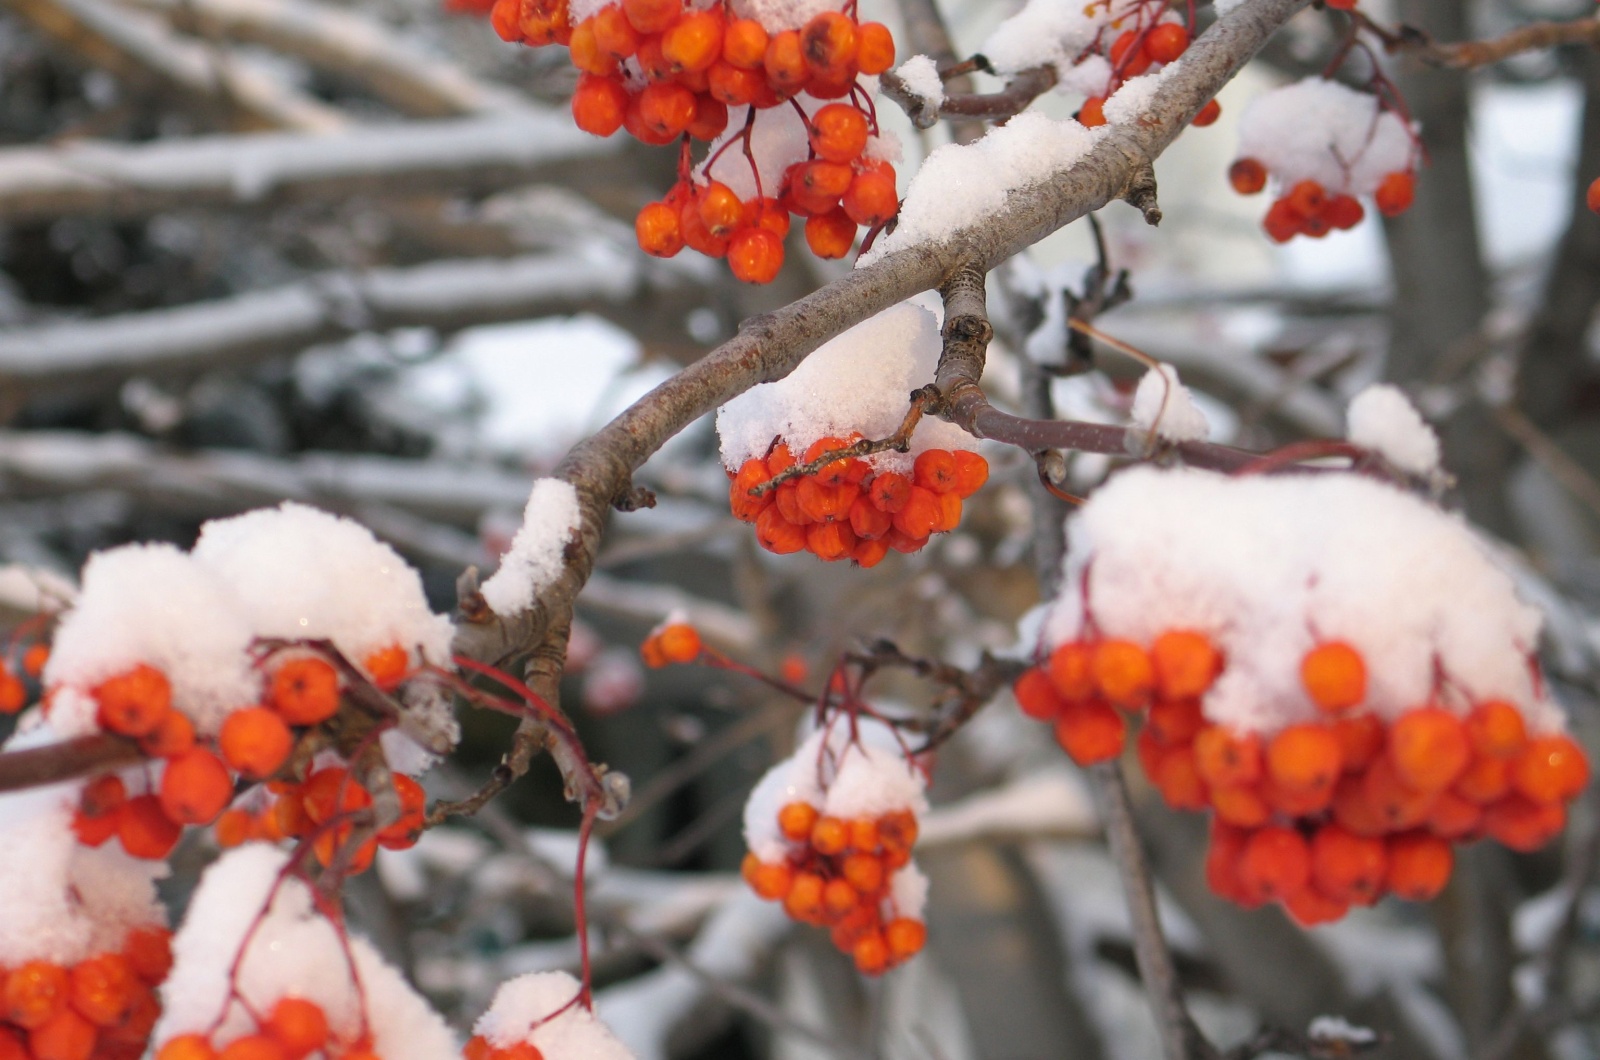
(1044, 642), (1095, 703)
(1511, 734), (1590, 803)
(764, 30), (807, 91)
(722, 17), (767, 66)
(21, 644), (48, 678)
(622, 0), (678, 34)
(911, 450), (956, 493)
(1387, 707), (1470, 792)
(822, 877), (858, 918)
(1053, 698), (1127, 765)
(1150, 631), (1220, 700)
(740, 853), (794, 900)
(809, 103), (869, 163)
(591, 4), (638, 60)
(1282, 886), (1348, 927)
(1426, 789), (1482, 840)
(867, 472), (911, 513)
(1204, 822), (1257, 907)
(1484, 793), (1566, 852)
(1375, 171), (1415, 217)
(1013, 668), (1065, 721)
(269, 658), (342, 727)
(728, 458), (772, 522)
(218, 708), (293, 781)
(312, 828), (376, 874)
(1152, 745), (1207, 810)
(1588, 175), (1600, 215)
(801, 11), (856, 77)
(301, 767), (371, 824)
(1143, 22), (1189, 63)
(728, 227), (784, 283)
(1465, 700), (1527, 759)
(123, 927), (172, 985)
(1266, 724), (1342, 795)
(1309, 824), (1387, 905)
(1192, 99), (1221, 126)
(777, 801), (819, 843)
(0, 665), (24, 714)
(754, 506), (807, 554)
(1108, 30), (1149, 76)
(950, 451), (988, 498)
(1091, 640), (1154, 708)
(878, 809), (918, 854)
(1263, 198), (1302, 243)
(1262, 770), (1336, 818)
(264, 997), (327, 1059)
(852, 931), (889, 976)
(80, 774), (128, 818)
(1386, 832), (1452, 901)
(218, 1035), (288, 1060)
(708, 60), (762, 105)
(805, 520), (856, 561)
(1237, 826), (1310, 904)
(118, 795), (182, 859)
(1146, 697), (1203, 746)
(635, 81), (696, 139)
(95, 664), (172, 737)
(1323, 194), (1365, 230)
(811, 815), (848, 855)
(855, 21), (894, 74)
(804, 208), (856, 259)
(848, 495), (893, 540)
(1454, 755), (1511, 805)
(157, 1035), (218, 1060)
(1284, 179), (1326, 218)
(1330, 713), (1384, 773)
(140, 709), (196, 759)
(29, 1007), (96, 1060)
(636, 201), (685, 257)
(884, 917), (925, 962)
(1078, 96), (1106, 127)
(377, 774), (426, 849)
(1210, 784), (1271, 828)
(1193, 725), (1262, 788)
(842, 853), (884, 894)
(158, 748), (233, 826)
(101, 982), (156, 1047)
(848, 817), (878, 852)
(362, 646), (408, 692)
(571, 74), (629, 137)
(1299, 642), (1364, 713)
(566, 19), (614, 75)
(891, 486), (940, 539)
(783, 872), (825, 923)
(67, 955), (133, 1028)
(656, 624), (701, 664)
(662, 9), (721, 73)
(5, 962), (68, 1029)
(1361, 755), (1436, 832)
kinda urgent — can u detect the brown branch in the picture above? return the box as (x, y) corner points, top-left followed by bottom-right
(1358, 10), (1600, 70)
(0, 733), (143, 793)
(750, 390), (937, 495)
(881, 64), (1060, 129)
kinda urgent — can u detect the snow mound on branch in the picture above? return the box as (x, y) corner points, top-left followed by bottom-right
(716, 301), (976, 473)
(154, 845), (455, 1059)
(1130, 364), (1209, 442)
(980, 0), (1141, 76)
(43, 544), (259, 736)
(895, 55), (944, 110)
(475, 971), (636, 1059)
(1346, 384), (1440, 477)
(857, 112), (1099, 265)
(742, 715), (928, 864)
(1237, 78), (1414, 196)
(480, 478), (581, 616)
(1040, 467), (1563, 735)
(730, 0), (837, 32)
(1104, 63), (1183, 125)
(193, 502), (454, 670)
(0, 726), (165, 967)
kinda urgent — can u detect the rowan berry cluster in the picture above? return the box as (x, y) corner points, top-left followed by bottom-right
(1015, 635), (1589, 924)
(1231, 77), (1420, 243)
(155, 997), (362, 1060)
(215, 765), (427, 876)
(1074, 12), (1217, 130)
(489, 0), (898, 281)
(728, 440), (988, 564)
(0, 928), (170, 1060)
(741, 720), (929, 974)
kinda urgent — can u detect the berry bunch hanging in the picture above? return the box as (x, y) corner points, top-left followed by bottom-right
(741, 716), (929, 974)
(0, 927), (170, 1060)
(1013, 465), (1590, 925)
(489, 0), (900, 281)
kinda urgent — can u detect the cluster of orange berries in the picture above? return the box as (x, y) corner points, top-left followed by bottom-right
(1014, 634), (1590, 924)
(215, 765), (426, 876)
(0, 927), (172, 1060)
(157, 996), (379, 1060)
(70, 647), (415, 864)
(0, 644), (48, 715)
(1228, 159), (1416, 243)
(638, 622), (701, 668)
(741, 802), (925, 975)
(728, 441), (988, 564)
(489, 0), (898, 280)
(1076, 19), (1219, 129)
(462, 1036), (544, 1060)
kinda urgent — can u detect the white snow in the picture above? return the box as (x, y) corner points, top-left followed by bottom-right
(0, 565), (75, 614)
(475, 971), (635, 1059)
(1213, 0), (1250, 15)
(154, 845), (456, 1059)
(980, 0), (1140, 77)
(479, 478), (581, 616)
(894, 55), (944, 110)
(1346, 384), (1441, 477)
(716, 300), (977, 473)
(193, 502), (455, 671)
(43, 544), (260, 737)
(1040, 467), (1565, 735)
(1104, 63), (1183, 126)
(858, 112), (1100, 264)
(1308, 1015), (1378, 1046)
(1130, 364), (1210, 442)
(1236, 78), (1415, 196)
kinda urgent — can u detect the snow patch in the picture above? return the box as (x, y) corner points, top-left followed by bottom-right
(1130, 364), (1210, 442)
(479, 478), (582, 616)
(475, 971), (635, 1058)
(894, 55), (944, 110)
(1346, 384), (1440, 477)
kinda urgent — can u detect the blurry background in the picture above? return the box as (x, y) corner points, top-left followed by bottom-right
(1, 0), (1599, 1057)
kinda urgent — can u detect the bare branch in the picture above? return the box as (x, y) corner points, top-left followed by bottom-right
(1361, 11), (1600, 70)
(881, 64), (1059, 129)
(0, 734), (143, 793)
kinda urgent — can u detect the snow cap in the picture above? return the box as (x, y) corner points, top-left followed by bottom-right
(1346, 384), (1440, 478)
(479, 477), (582, 616)
(474, 971), (636, 1059)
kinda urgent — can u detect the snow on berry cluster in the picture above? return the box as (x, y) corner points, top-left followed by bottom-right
(489, 0), (899, 281)
(1012, 466), (1589, 925)
(0, 755), (173, 1060)
(33, 504), (455, 870)
(464, 972), (635, 1060)
(741, 717), (929, 974)
(717, 301), (988, 563)
(1229, 77), (1420, 243)
(150, 845), (456, 1060)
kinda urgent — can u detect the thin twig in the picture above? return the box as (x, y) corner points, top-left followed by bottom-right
(1355, 10), (1600, 70)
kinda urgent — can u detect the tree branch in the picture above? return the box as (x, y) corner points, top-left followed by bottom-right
(1362, 11), (1600, 70)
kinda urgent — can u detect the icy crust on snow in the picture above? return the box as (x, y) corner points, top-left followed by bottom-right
(43, 544), (259, 737)
(155, 846), (455, 1059)
(716, 301), (977, 473)
(1040, 467), (1564, 735)
(479, 478), (581, 616)
(894, 55), (944, 110)
(1236, 78), (1414, 196)
(194, 502), (454, 670)
(1346, 384), (1441, 477)
(475, 971), (636, 1058)
(1130, 363), (1210, 442)
(0, 727), (165, 967)
(980, 0), (1142, 76)
(699, 94), (897, 205)
(741, 717), (929, 864)
(857, 112), (1099, 265)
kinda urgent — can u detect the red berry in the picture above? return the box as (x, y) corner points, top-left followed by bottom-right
(571, 74), (628, 137)
(727, 227), (784, 283)
(1143, 23), (1189, 64)
(1228, 157), (1267, 195)
(1375, 171), (1416, 216)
